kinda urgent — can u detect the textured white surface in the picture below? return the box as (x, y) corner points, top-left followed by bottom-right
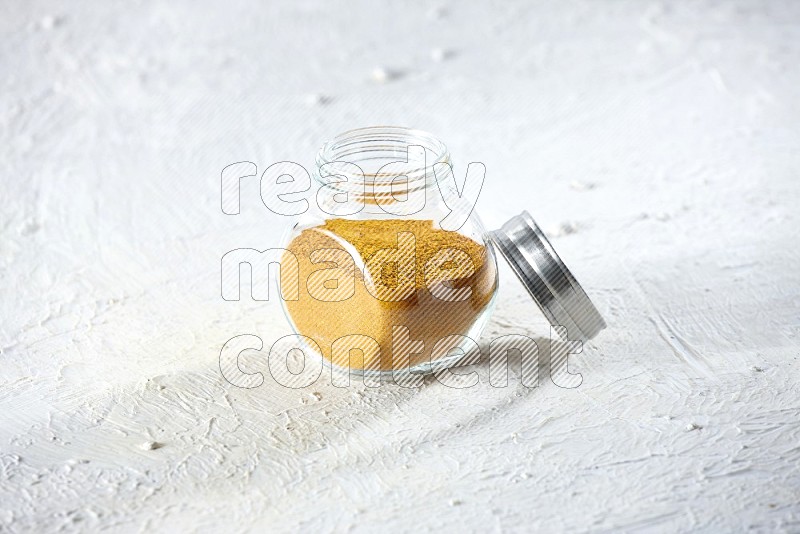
(2, 1), (800, 532)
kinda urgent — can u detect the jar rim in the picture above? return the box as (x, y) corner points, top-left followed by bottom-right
(315, 126), (450, 181)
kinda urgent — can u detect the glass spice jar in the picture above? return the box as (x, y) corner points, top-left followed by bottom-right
(278, 126), (605, 378)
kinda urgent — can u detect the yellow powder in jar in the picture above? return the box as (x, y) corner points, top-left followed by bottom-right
(281, 219), (497, 371)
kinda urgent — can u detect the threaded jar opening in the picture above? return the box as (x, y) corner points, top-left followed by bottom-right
(314, 127), (450, 207)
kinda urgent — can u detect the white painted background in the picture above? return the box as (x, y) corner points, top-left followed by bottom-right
(2, 1), (799, 532)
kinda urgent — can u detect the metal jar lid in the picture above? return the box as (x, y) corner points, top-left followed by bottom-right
(488, 211), (606, 342)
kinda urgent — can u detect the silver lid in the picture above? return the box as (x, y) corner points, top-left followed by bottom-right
(488, 211), (606, 342)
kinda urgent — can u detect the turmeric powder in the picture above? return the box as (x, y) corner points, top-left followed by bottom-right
(281, 219), (497, 372)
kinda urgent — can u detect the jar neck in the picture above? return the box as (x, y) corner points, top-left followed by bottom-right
(314, 126), (454, 214)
